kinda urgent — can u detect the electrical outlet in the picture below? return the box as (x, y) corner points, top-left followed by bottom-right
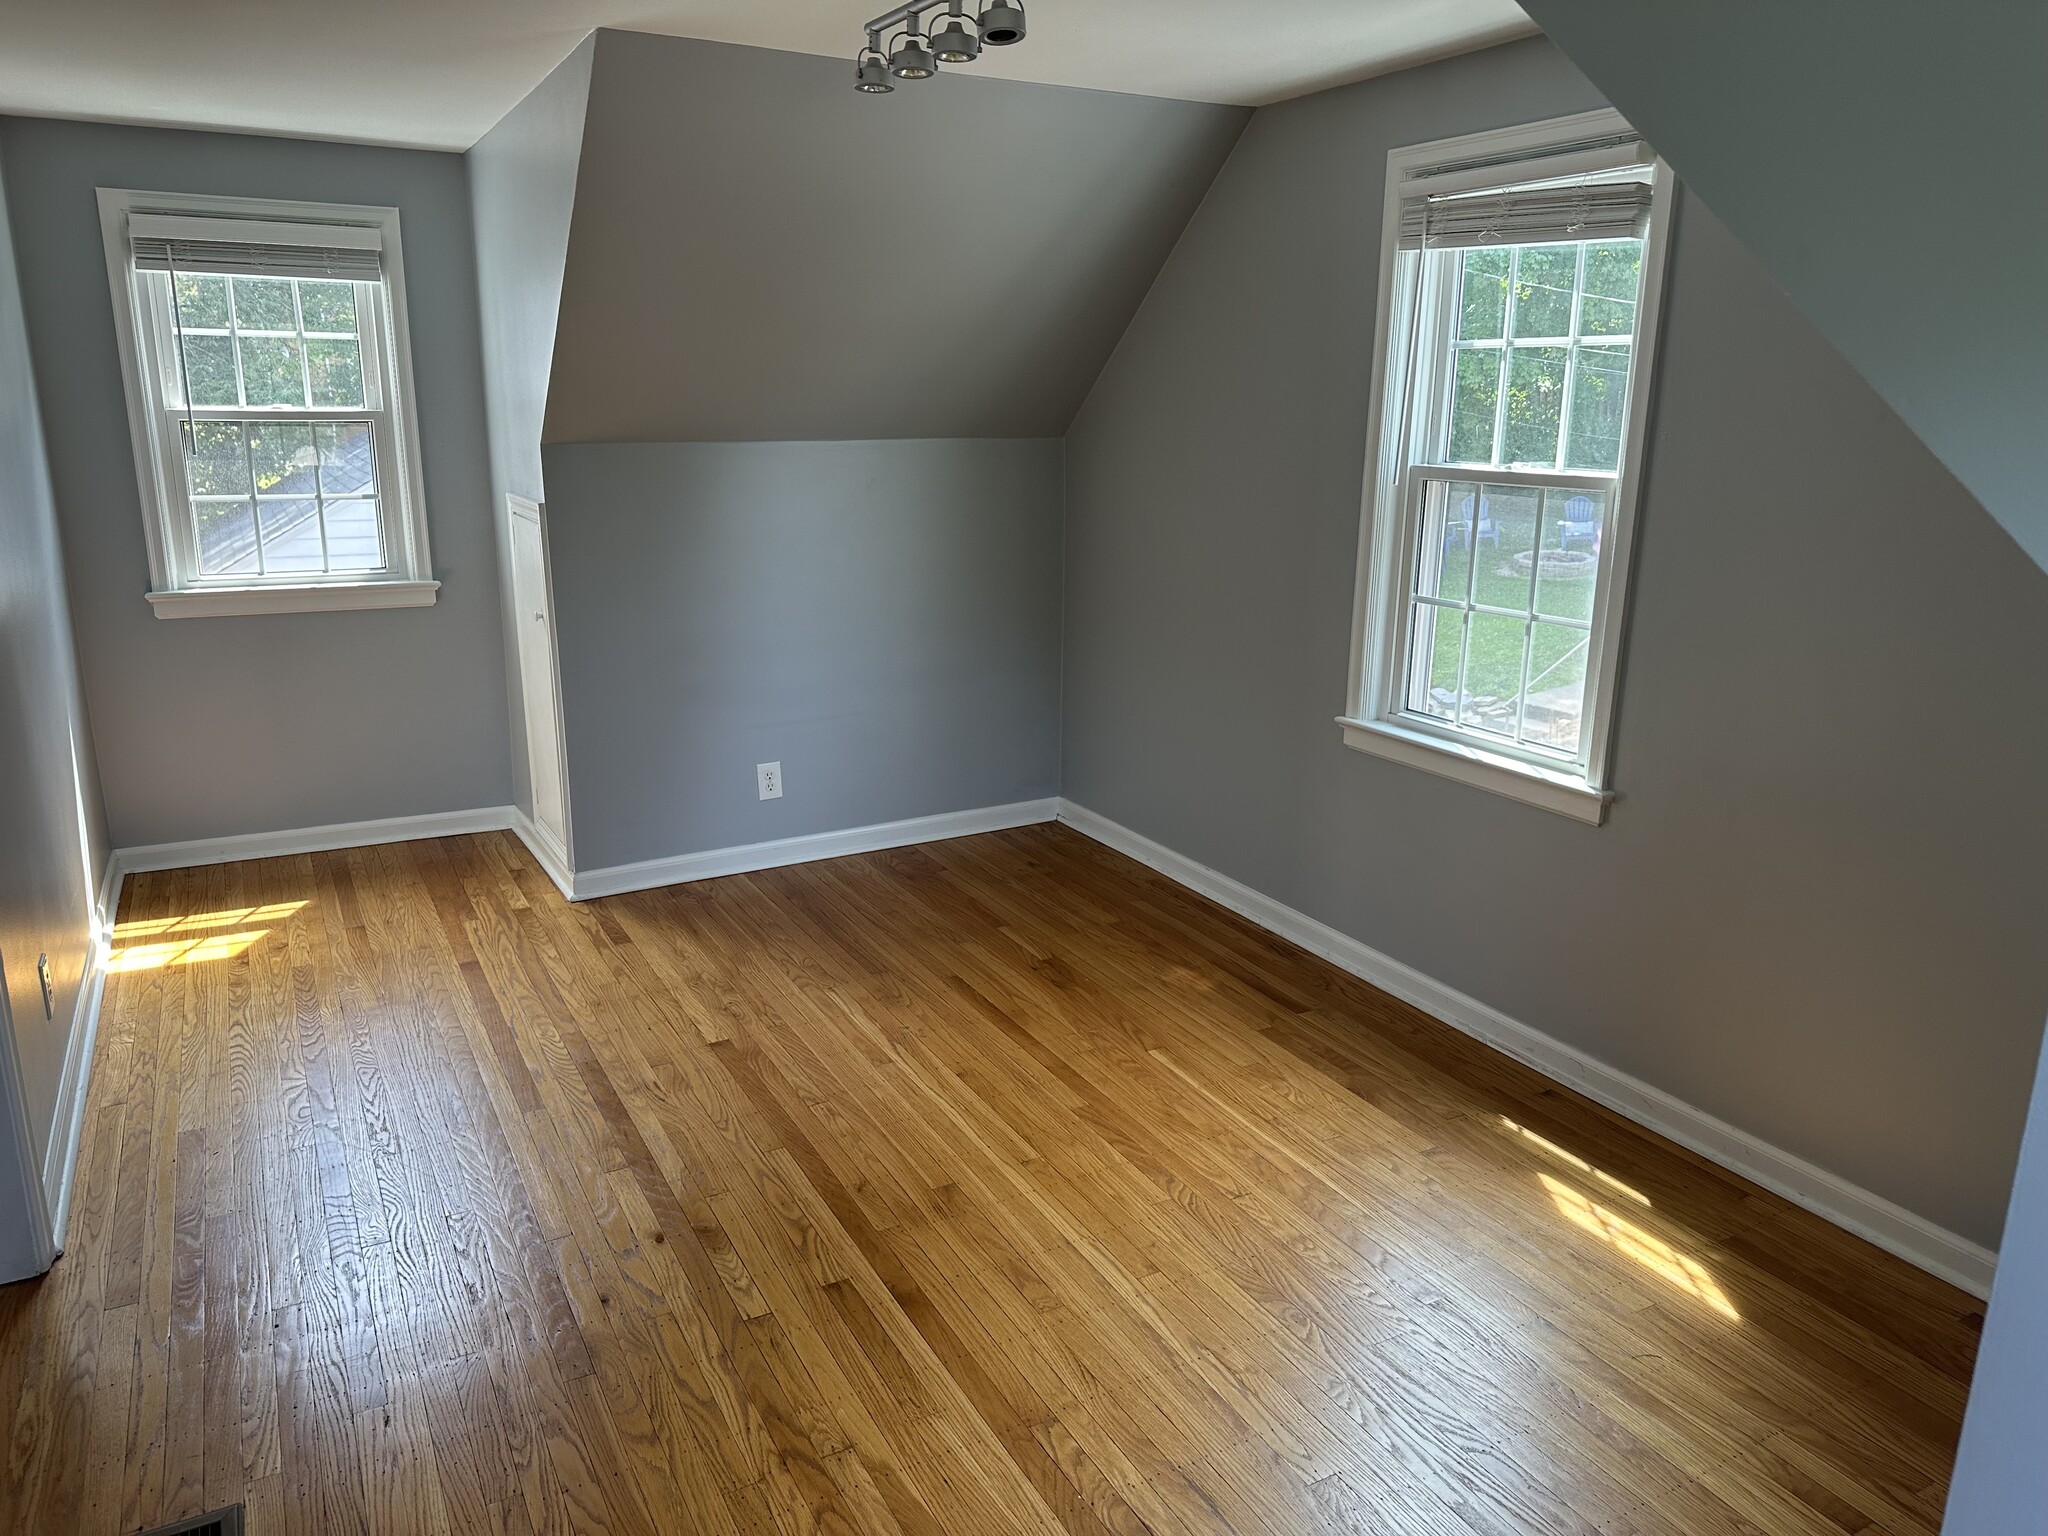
(756, 761), (783, 800)
(37, 952), (54, 1020)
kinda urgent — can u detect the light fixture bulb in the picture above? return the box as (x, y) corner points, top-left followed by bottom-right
(890, 22), (937, 79)
(855, 51), (894, 92)
(932, 16), (981, 62)
(977, 1), (1026, 45)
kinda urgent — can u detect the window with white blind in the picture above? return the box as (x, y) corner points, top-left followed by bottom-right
(1341, 111), (1675, 823)
(98, 190), (436, 617)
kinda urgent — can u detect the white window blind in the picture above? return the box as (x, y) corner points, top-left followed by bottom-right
(128, 212), (384, 281)
(1398, 178), (1654, 251)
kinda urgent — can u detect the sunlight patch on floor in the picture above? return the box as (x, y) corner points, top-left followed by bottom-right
(108, 930), (270, 972)
(1540, 1172), (1740, 1320)
(108, 899), (305, 971)
(1501, 1115), (1652, 1205)
(114, 899), (306, 940)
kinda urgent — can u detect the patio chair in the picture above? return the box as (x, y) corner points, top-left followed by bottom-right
(1446, 492), (1500, 553)
(1557, 494), (1600, 553)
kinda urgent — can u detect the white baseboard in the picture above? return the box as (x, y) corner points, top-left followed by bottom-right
(45, 852), (123, 1253)
(571, 798), (1061, 901)
(112, 805), (519, 875)
(1055, 799), (1998, 1299)
(511, 810), (576, 902)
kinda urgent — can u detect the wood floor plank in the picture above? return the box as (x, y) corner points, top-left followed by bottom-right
(0, 824), (1980, 1534)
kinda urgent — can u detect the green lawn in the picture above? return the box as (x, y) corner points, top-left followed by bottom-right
(1417, 488), (1599, 737)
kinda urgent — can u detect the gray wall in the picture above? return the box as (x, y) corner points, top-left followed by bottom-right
(542, 439), (1063, 872)
(471, 37), (593, 507)
(1061, 36), (2048, 1249)
(468, 37), (594, 823)
(0, 148), (109, 1279)
(1947, 1042), (2048, 1530)
(0, 117), (512, 848)
(1512, 0), (2048, 576)
(547, 31), (1246, 444)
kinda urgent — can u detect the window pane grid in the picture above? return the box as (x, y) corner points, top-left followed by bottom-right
(228, 279), (248, 410)
(179, 417), (383, 579)
(151, 266), (389, 584)
(169, 273), (366, 412)
(1548, 244), (1589, 472)
(1412, 594), (1590, 627)
(1442, 238), (1643, 474)
(1485, 249), (1514, 464)
(294, 280), (314, 417)
(1403, 478), (1606, 757)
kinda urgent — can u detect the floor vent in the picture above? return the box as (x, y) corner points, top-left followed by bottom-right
(138, 1509), (244, 1536)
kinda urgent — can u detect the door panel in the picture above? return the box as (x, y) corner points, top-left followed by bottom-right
(509, 500), (567, 853)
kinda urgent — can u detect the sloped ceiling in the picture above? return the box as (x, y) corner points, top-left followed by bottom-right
(542, 30), (1249, 443)
(0, 0), (1529, 151)
(1514, 0), (2048, 575)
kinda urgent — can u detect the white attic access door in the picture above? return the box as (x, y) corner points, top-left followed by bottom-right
(508, 495), (569, 864)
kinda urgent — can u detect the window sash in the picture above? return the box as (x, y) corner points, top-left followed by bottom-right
(158, 410), (399, 586)
(1434, 239), (1643, 474)
(135, 268), (405, 588)
(1389, 468), (1607, 766)
(153, 271), (388, 416)
(1382, 237), (1644, 773)
(1382, 278), (1626, 775)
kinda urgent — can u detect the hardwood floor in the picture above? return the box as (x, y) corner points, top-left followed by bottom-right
(0, 824), (1981, 1534)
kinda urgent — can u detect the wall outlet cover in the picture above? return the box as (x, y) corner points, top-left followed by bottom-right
(757, 762), (783, 800)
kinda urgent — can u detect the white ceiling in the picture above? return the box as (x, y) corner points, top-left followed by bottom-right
(0, 0), (1535, 152)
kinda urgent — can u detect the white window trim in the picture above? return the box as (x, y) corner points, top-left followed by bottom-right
(96, 188), (438, 619)
(1339, 109), (1677, 825)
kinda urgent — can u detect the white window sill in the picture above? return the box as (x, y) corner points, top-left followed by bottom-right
(1336, 715), (1611, 824)
(147, 579), (440, 619)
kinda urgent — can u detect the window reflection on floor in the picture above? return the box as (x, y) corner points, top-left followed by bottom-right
(1499, 1115), (1652, 1205)
(1540, 1172), (1740, 1321)
(107, 899), (305, 971)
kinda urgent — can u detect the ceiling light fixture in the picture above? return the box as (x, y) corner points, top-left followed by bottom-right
(931, 3), (981, 63)
(889, 17), (937, 79)
(855, 36), (895, 92)
(977, 1), (1027, 45)
(853, 0), (1026, 94)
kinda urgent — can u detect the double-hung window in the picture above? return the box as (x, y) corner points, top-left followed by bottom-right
(99, 190), (436, 617)
(1342, 111), (1674, 822)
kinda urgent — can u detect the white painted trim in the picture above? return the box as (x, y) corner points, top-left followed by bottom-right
(1338, 716), (1610, 824)
(512, 809), (576, 903)
(45, 853), (122, 1251)
(146, 579), (440, 618)
(571, 799), (1061, 902)
(1055, 799), (1998, 1299)
(113, 805), (517, 875)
